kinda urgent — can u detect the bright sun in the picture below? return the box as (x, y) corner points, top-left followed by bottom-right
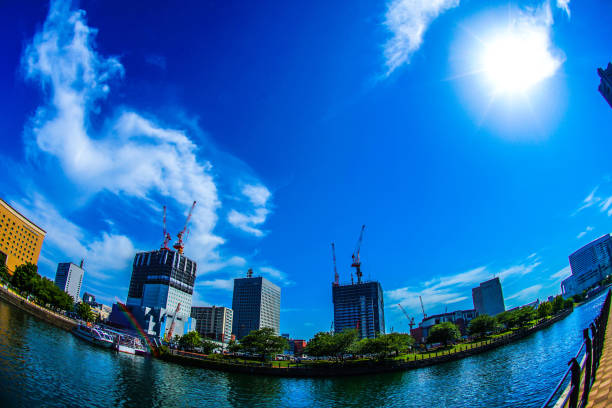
(480, 26), (561, 94)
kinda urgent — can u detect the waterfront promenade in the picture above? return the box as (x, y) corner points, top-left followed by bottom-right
(586, 302), (612, 408)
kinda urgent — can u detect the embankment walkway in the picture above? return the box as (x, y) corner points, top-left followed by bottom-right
(586, 302), (612, 408)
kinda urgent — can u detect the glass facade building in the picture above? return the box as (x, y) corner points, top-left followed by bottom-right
(562, 234), (612, 296)
(232, 276), (281, 339)
(54, 262), (84, 301)
(332, 281), (385, 339)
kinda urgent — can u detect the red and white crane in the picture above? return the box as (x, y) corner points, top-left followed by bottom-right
(351, 225), (365, 284)
(161, 205), (172, 250)
(173, 201), (196, 254)
(165, 302), (181, 342)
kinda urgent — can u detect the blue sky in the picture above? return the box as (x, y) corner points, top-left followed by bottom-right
(1, 0), (610, 339)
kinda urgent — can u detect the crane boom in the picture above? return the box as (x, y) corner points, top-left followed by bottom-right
(173, 201), (196, 254)
(419, 296), (427, 319)
(165, 302), (181, 342)
(351, 225), (365, 284)
(398, 303), (416, 330)
(331, 243), (339, 286)
(161, 205), (172, 250)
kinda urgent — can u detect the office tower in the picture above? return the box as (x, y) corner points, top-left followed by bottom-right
(232, 270), (281, 339)
(0, 198), (46, 274)
(190, 306), (233, 343)
(55, 261), (84, 300)
(332, 281), (385, 339)
(562, 234), (612, 296)
(472, 277), (505, 316)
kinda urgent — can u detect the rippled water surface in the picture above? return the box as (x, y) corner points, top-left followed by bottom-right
(0, 293), (607, 407)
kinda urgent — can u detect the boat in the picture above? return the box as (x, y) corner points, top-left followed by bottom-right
(72, 324), (115, 348)
(113, 333), (148, 355)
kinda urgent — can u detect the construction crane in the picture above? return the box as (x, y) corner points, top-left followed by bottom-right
(331, 243), (339, 286)
(165, 302), (181, 342)
(161, 205), (172, 250)
(173, 201), (196, 254)
(398, 303), (416, 330)
(351, 225), (365, 284)
(419, 296), (427, 319)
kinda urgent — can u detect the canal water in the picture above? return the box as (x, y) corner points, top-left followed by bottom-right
(0, 292), (607, 408)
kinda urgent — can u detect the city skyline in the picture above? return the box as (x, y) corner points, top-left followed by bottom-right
(0, 0), (611, 339)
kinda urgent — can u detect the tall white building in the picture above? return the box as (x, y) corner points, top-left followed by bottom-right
(54, 261), (84, 301)
(191, 306), (233, 343)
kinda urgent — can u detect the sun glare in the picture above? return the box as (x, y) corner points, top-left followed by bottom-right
(480, 27), (560, 94)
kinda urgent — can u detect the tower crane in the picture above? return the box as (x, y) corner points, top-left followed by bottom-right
(165, 302), (181, 342)
(173, 201), (196, 254)
(161, 205), (172, 250)
(419, 296), (427, 319)
(331, 243), (339, 286)
(398, 303), (416, 330)
(351, 225), (365, 284)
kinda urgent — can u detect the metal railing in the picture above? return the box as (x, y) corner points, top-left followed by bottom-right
(541, 289), (611, 408)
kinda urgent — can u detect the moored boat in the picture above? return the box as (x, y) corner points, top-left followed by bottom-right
(72, 324), (115, 348)
(113, 333), (147, 355)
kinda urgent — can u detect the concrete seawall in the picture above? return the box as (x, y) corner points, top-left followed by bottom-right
(0, 285), (77, 331)
(162, 309), (573, 378)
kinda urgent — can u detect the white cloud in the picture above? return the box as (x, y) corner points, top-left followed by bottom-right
(196, 278), (234, 291)
(577, 226), (594, 239)
(551, 265), (571, 281)
(507, 284), (542, 301)
(259, 266), (294, 287)
(388, 256), (540, 316)
(227, 184), (272, 237)
(383, 0), (459, 75)
(556, 0), (570, 18)
(576, 186), (600, 213)
(11, 194), (135, 281)
(21, 1), (271, 272)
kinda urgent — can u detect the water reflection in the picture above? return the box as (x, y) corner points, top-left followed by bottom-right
(0, 292), (607, 408)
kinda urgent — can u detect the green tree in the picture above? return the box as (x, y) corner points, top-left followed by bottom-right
(330, 329), (358, 360)
(11, 263), (38, 294)
(427, 322), (460, 346)
(468, 315), (496, 338)
(538, 302), (552, 319)
(552, 295), (565, 314)
(179, 331), (202, 351)
(381, 332), (414, 356)
(228, 339), (241, 353)
(516, 306), (537, 327)
(563, 298), (574, 310)
(0, 263), (10, 283)
(304, 332), (334, 358)
(239, 328), (289, 361)
(200, 338), (219, 354)
(76, 302), (95, 322)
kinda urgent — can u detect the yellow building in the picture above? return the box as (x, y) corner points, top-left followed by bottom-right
(0, 198), (46, 274)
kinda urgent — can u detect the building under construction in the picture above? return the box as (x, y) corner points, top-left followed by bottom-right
(331, 225), (385, 339)
(109, 202), (198, 340)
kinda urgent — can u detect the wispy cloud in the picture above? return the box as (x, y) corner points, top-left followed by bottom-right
(196, 278), (234, 291)
(259, 266), (294, 287)
(383, 0), (459, 75)
(575, 186), (601, 214)
(551, 265), (571, 281)
(11, 194), (135, 281)
(228, 184), (272, 237)
(507, 284), (542, 301)
(556, 0), (570, 18)
(577, 226), (594, 239)
(387, 255), (541, 316)
(19, 0), (271, 280)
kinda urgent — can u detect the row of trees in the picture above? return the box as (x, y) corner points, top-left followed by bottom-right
(465, 295), (574, 339)
(304, 329), (415, 360)
(177, 331), (224, 355)
(1, 262), (74, 312)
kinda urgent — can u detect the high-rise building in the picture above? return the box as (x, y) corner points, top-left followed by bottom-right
(190, 306), (233, 343)
(232, 270), (281, 339)
(332, 281), (385, 339)
(110, 248), (197, 339)
(562, 234), (612, 297)
(0, 198), (46, 274)
(472, 277), (505, 316)
(598, 62), (612, 108)
(55, 261), (84, 301)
